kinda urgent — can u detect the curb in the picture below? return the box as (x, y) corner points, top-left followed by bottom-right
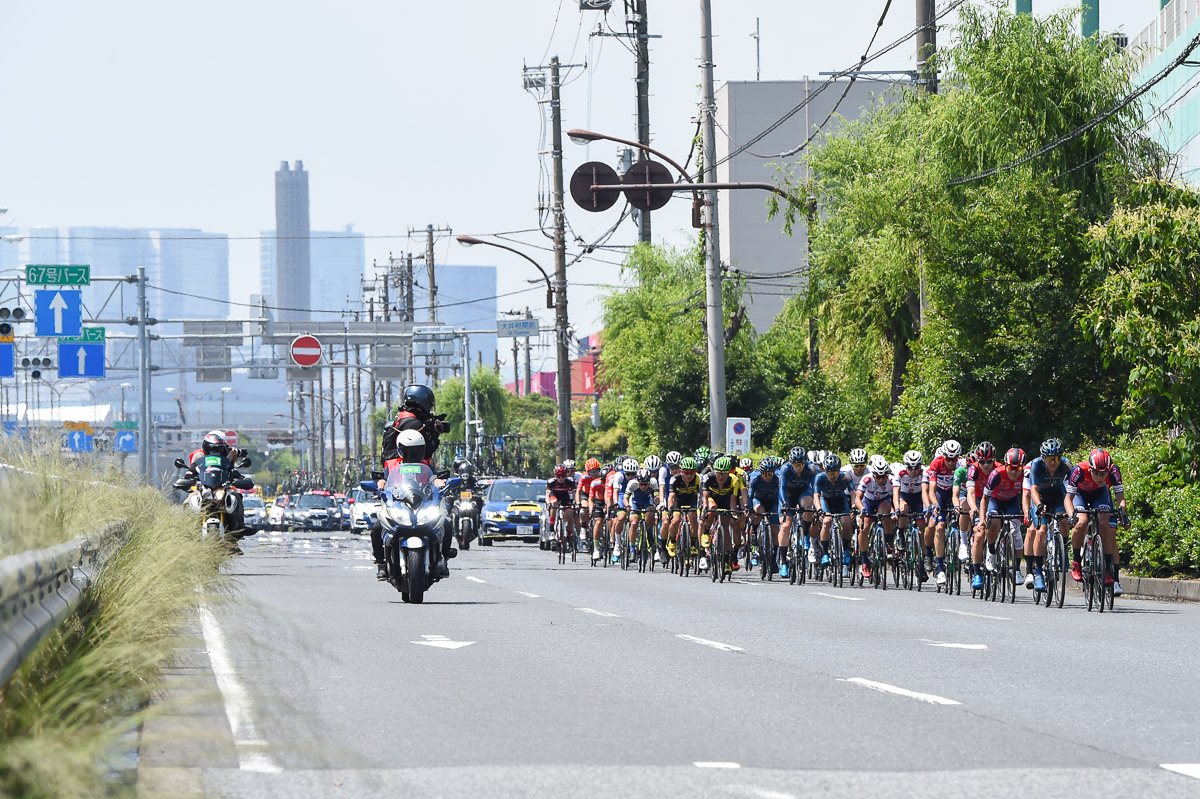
(1064, 574), (1200, 602)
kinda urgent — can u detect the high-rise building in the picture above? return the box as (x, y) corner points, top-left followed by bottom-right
(274, 161), (310, 321)
(261, 225), (365, 314)
(412, 264), (498, 379)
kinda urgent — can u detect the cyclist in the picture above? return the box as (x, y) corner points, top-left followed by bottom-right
(609, 458), (638, 563)
(855, 455), (895, 581)
(923, 439), (962, 587)
(702, 455), (747, 576)
(578, 458), (606, 558)
(667, 456), (702, 563)
(964, 442), (997, 578)
(653, 453), (680, 563)
(545, 465), (577, 549)
(841, 448), (869, 488)
(746, 457), (784, 575)
(893, 449), (928, 582)
(1065, 448), (1128, 595)
(1024, 439), (1073, 592)
(975, 447), (1028, 590)
(814, 453), (856, 577)
(778, 446), (818, 570)
(563, 458), (582, 538)
(623, 468), (659, 562)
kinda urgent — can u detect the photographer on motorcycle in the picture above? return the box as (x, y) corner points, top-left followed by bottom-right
(371, 385), (455, 580)
(182, 430), (249, 547)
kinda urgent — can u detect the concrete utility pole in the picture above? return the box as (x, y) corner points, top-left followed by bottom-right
(524, 307), (533, 396)
(425, 224), (439, 384)
(699, 0), (727, 451)
(405, 253), (416, 385)
(380, 264), (393, 412)
(512, 336), (520, 393)
(550, 56), (572, 463)
(136, 265), (152, 481)
(634, 0), (652, 243)
(916, 0), (938, 93)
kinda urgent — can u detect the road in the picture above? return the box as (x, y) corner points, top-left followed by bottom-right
(137, 529), (1200, 798)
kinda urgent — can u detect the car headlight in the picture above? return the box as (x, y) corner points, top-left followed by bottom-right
(485, 511), (506, 522)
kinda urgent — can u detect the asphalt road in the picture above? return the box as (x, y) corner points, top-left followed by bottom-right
(137, 528), (1200, 798)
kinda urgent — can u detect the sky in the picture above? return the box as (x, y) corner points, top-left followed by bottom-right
(0, 0), (1161, 373)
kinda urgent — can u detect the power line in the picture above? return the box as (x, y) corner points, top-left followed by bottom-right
(147, 283), (545, 315)
(14, 228), (547, 242)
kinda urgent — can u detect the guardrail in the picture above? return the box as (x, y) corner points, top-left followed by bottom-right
(0, 523), (123, 688)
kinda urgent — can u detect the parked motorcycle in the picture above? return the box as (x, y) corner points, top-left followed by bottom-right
(361, 462), (462, 604)
(174, 455), (255, 544)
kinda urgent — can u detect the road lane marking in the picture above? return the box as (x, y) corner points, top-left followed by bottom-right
(839, 677), (961, 706)
(677, 634), (745, 653)
(1162, 764), (1200, 780)
(694, 762), (741, 769)
(940, 608), (1011, 621)
(576, 607), (619, 617)
(920, 639), (988, 650)
(411, 634), (475, 650)
(465, 576), (486, 583)
(810, 591), (866, 601)
(198, 607), (283, 773)
(516, 591), (542, 598)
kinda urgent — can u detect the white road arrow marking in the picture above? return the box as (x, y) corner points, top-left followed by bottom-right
(411, 634), (475, 650)
(920, 639), (988, 650)
(840, 677), (961, 705)
(76, 346), (87, 374)
(677, 634), (744, 652)
(49, 291), (68, 334)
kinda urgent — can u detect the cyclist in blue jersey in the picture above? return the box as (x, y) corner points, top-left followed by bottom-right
(1023, 438), (1074, 592)
(608, 458), (637, 563)
(778, 446), (818, 570)
(622, 467), (659, 562)
(746, 456), (784, 576)
(813, 453), (856, 576)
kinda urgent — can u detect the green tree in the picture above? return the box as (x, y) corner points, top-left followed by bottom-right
(434, 368), (508, 443)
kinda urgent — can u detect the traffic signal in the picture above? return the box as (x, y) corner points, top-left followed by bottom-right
(21, 356), (52, 380)
(0, 307), (25, 320)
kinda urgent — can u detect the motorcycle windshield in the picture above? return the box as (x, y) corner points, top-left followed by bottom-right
(200, 455), (231, 489)
(384, 462), (435, 492)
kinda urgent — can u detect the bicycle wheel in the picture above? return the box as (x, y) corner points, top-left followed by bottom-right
(1092, 531), (1107, 614)
(744, 523), (755, 575)
(1053, 532), (1067, 608)
(556, 517), (566, 565)
(680, 520), (692, 577)
(830, 533), (843, 588)
(709, 522), (720, 584)
(997, 530), (1011, 604)
(1084, 536), (1097, 612)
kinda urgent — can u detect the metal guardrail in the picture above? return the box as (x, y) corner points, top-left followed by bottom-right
(0, 524), (123, 688)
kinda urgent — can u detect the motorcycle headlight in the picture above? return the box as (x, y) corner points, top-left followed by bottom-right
(417, 504), (444, 527)
(213, 488), (226, 501)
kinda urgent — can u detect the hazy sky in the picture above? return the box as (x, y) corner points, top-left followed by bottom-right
(0, 0), (1159, 372)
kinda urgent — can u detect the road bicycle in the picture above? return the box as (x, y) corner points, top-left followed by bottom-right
(1034, 511), (1068, 609)
(896, 512), (925, 591)
(815, 511), (852, 588)
(943, 518), (963, 596)
(554, 504), (580, 565)
(780, 507), (807, 586)
(1076, 508), (1113, 612)
(990, 513), (1026, 605)
(633, 514), (656, 574)
(672, 510), (699, 577)
(705, 508), (740, 584)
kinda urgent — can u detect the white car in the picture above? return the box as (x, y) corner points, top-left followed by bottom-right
(347, 487), (382, 534)
(242, 494), (267, 534)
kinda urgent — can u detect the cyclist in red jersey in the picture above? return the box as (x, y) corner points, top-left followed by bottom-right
(973, 447), (1029, 591)
(1065, 448), (1129, 593)
(576, 458), (605, 555)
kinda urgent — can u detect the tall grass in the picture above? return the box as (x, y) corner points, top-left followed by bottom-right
(0, 443), (229, 797)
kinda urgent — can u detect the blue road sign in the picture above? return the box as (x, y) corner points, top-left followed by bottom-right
(57, 341), (106, 378)
(0, 343), (13, 378)
(113, 430), (137, 453)
(34, 290), (83, 338)
(66, 430), (94, 452)
(2, 421), (26, 439)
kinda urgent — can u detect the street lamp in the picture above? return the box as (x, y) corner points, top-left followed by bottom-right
(456, 236), (554, 309)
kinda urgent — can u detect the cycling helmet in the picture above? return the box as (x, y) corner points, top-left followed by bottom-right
(202, 430), (228, 455)
(1003, 447), (1026, 468)
(815, 449), (831, 467)
(1088, 448), (1112, 472)
(788, 447), (806, 463)
(849, 448), (868, 466)
(554, 465), (568, 479)
(759, 456), (780, 472)
(713, 455), (733, 472)
(402, 384), (435, 415)
(975, 441), (996, 462)
(395, 429), (426, 463)
(822, 452), (842, 472)
(462, 462), (476, 476)
(622, 457), (639, 473)
(695, 446), (711, 461)
(712, 451), (726, 464)
(680, 456), (697, 471)
(643, 454), (662, 471)
(665, 450), (682, 466)
(868, 454), (889, 476)
(739, 456), (753, 471)
(942, 439), (961, 459)
(585, 457), (602, 472)
(562, 459), (576, 471)
(1040, 438), (1064, 458)
(635, 468), (652, 484)
(903, 449), (923, 470)
(807, 450), (818, 464)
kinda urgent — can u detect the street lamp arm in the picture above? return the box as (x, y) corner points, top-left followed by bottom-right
(567, 128), (694, 186)
(455, 236), (554, 309)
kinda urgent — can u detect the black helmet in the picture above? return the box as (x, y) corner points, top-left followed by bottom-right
(402, 384), (435, 415)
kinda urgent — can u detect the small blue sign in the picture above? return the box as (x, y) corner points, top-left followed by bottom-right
(0, 343), (13, 378)
(57, 342), (106, 379)
(497, 318), (540, 338)
(113, 430), (137, 453)
(2, 421), (26, 439)
(66, 430), (94, 452)
(34, 290), (83, 338)
(494, 436), (505, 450)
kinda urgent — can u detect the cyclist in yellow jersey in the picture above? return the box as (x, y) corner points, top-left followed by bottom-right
(701, 455), (748, 575)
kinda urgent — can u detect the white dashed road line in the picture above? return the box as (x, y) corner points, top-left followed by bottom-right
(465, 575), (486, 583)
(694, 762), (741, 769)
(1162, 764), (1200, 780)
(677, 634), (745, 652)
(576, 607), (619, 617)
(516, 591), (542, 598)
(840, 677), (961, 706)
(920, 639), (988, 650)
(940, 608), (1011, 621)
(810, 591), (866, 601)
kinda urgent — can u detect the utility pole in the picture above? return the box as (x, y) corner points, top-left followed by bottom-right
(136, 265), (152, 481)
(916, 0), (938, 94)
(699, 0), (727, 451)
(524, 307), (533, 396)
(405, 252), (415, 386)
(550, 56), (572, 463)
(367, 295), (377, 462)
(425, 224), (439, 384)
(379, 262), (393, 412)
(463, 332), (472, 459)
(634, 0), (652, 244)
(512, 336), (520, 393)
(753, 17), (761, 80)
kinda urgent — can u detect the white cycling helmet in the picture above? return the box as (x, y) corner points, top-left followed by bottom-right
(643, 454), (662, 471)
(942, 439), (961, 459)
(665, 450), (682, 466)
(562, 459), (576, 471)
(903, 449), (923, 470)
(868, 454), (889, 476)
(849, 448), (868, 466)
(622, 457), (639, 473)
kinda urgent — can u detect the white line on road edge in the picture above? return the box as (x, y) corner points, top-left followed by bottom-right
(920, 639), (989, 650)
(1162, 764), (1200, 780)
(465, 576), (486, 583)
(198, 607), (283, 773)
(940, 608), (1011, 621)
(839, 677), (961, 706)
(677, 634), (745, 653)
(576, 607), (619, 617)
(810, 591), (866, 601)
(694, 762), (741, 768)
(516, 591), (542, 598)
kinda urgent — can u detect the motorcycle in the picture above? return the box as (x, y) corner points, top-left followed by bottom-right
(452, 482), (484, 551)
(361, 462), (462, 604)
(174, 455), (255, 544)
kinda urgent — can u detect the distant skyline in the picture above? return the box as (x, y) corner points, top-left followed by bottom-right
(0, 0), (1160, 373)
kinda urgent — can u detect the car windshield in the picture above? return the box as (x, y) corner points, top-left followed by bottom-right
(298, 494), (332, 508)
(489, 481), (542, 503)
(243, 496), (265, 509)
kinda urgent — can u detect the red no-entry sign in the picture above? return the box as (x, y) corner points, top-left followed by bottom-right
(290, 335), (323, 367)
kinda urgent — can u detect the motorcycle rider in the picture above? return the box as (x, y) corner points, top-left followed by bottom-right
(184, 430), (248, 546)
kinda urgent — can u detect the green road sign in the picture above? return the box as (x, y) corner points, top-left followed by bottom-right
(25, 265), (91, 286)
(113, 421), (137, 431)
(59, 327), (105, 343)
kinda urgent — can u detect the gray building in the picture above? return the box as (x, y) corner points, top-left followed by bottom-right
(274, 161), (311, 321)
(261, 225), (365, 315)
(412, 264), (498, 380)
(715, 78), (901, 332)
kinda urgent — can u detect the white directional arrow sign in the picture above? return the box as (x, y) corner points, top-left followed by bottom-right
(410, 634), (475, 650)
(49, 292), (69, 334)
(76, 346), (87, 374)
